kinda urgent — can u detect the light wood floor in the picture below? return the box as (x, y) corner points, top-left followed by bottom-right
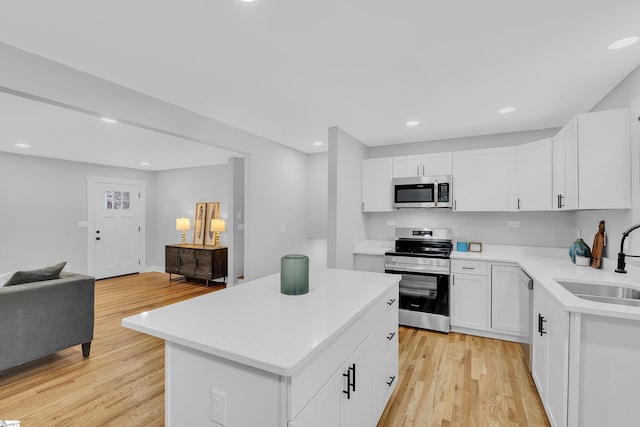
(0, 272), (549, 426)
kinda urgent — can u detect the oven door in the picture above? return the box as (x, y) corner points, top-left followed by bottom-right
(386, 270), (449, 316)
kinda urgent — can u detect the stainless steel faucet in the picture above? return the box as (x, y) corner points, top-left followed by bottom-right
(615, 224), (640, 274)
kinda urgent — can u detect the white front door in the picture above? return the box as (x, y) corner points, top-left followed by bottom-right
(88, 177), (145, 279)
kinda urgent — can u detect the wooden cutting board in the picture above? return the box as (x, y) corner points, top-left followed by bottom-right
(591, 220), (605, 268)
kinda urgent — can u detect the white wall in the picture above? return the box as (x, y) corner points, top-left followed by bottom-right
(307, 152), (328, 239)
(328, 127), (368, 269)
(366, 210), (575, 248)
(153, 164), (230, 270)
(1, 43), (310, 281)
(0, 152), (156, 273)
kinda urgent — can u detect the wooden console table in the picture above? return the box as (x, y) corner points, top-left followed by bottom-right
(165, 244), (228, 285)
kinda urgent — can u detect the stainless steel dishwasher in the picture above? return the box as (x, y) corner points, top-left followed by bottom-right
(518, 269), (533, 371)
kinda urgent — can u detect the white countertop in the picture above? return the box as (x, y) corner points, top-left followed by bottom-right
(451, 245), (640, 321)
(353, 240), (393, 255)
(122, 267), (400, 376)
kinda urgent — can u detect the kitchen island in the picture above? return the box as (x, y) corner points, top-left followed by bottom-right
(122, 267), (400, 426)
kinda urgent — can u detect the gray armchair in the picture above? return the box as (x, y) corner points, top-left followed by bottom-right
(0, 272), (95, 372)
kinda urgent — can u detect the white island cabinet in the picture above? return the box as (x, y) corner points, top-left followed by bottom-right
(122, 268), (399, 427)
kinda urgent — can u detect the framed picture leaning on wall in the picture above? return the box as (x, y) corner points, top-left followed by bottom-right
(204, 202), (220, 246)
(193, 202), (207, 244)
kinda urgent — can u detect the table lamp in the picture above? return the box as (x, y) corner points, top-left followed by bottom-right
(176, 217), (191, 244)
(210, 218), (226, 246)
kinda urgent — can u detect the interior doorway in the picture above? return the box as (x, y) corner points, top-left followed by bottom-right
(87, 176), (146, 279)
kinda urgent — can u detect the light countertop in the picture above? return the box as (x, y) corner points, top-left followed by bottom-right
(353, 240), (393, 255)
(122, 268), (400, 376)
(451, 245), (640, 321)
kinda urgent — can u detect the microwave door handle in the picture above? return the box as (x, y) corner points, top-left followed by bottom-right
(434, 182), (438, 207)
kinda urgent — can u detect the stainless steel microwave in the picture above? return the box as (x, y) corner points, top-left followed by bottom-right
(393, 175), (452, 208)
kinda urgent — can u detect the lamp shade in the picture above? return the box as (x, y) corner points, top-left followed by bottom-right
(176, 217), (191, 231)
(210, 218), (226, 232)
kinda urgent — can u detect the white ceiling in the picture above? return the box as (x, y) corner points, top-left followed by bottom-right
(1, 0), (640, 167)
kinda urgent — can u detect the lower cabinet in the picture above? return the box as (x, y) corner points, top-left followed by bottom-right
(290, 285), (399, 427)
(490, 264), (522, 335)
(532, 281), (569, 427)
(165, 244), (228, 284)
(451, 259), (488, 330)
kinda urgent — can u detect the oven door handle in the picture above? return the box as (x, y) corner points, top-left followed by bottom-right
(385, 268), (450, 277)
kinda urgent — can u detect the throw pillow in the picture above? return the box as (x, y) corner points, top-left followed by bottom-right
(0, 271), (15, 287)
(5, 261), (67, 286)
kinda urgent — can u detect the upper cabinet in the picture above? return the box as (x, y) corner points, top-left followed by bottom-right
(515, 139), (553, 211)
(452, 147), (515, 211)
(392, 153), (452, 178)
(553, 108), (630, 210)
(361, 158), (393, 212)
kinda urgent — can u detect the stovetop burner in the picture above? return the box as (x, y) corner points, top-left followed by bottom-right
(387, 228), (453, 258)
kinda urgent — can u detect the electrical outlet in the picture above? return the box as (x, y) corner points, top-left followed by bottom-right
(507, 221), (520, 228)
(386, 219), (396, 226)
(210, 389), (227, 426)
(280, 224), (286, 234)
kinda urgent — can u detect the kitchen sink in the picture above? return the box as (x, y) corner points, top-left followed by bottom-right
(555, 279), (640, 307)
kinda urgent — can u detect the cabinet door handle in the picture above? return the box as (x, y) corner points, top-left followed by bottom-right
(350, 363), (356, 392)
(557, 194), (564, 209)
(386, 376), (396, 387)
(517, 198), (521, 210)
(177, 256), (181, 268)
(386, 332), (396, 341)
(538, 313), (547, 336)
(387, 298), (396, 306)
(362, 201), (364, 211)
(343, 369), (351, 399)
(417, 165), (420, 176)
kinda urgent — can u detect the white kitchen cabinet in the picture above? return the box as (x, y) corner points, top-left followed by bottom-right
(515, 139), (552, 211)
(553, 108), (630, 210)
(451, 259), (488, 330)
(490, 264), (521, 335)
(291, 286), (399, 427)
(392, 152), (452, 178)
(362, 157), (393, 212)
(452, 147), (515, 211)
(372, 308), (399, 421)
(532, 281), (569, 427)
(552, 119), (578, 210)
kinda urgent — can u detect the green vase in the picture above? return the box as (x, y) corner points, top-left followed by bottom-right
(569, 238), (591, 264)
(281, 254), (309, 295)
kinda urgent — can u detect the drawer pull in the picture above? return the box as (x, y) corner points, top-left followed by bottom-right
(461, 267), (475, 270)
(386, 376), (396, 387)
(538, 314), (547, 336)
(386, 332), (396, 341)
(343, 370), (351, 399)
(387, 298), (397, 306)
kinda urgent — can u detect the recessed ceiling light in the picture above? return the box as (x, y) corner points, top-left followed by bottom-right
(140, 162), (149, 166)
(406, 121), (420, 126)
(101, 117), (118, 124)
(499, 107), (515, 114)
(15, 143), (30, 148)
(313, 141), (324, 146)
(608, 36), (639, 50)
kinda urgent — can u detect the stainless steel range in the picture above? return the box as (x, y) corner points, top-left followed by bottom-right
(384, 227), (453, 333)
